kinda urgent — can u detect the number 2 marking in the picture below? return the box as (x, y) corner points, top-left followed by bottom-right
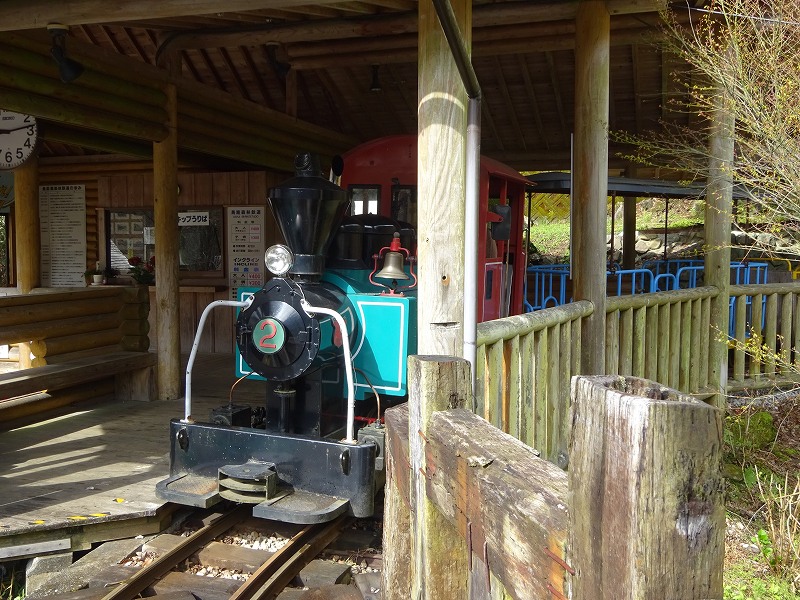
(258, 319), (278, 349)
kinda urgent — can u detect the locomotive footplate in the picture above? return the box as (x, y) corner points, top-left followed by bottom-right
(155, 418), (378, 524)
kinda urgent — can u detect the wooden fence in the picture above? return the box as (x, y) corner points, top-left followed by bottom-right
(475, 282), (800, 462)
(384, 357), (724, 599)
(475, 301), (592, 464)
(729, 282), (800, 391)
(604, 286), (716, 396)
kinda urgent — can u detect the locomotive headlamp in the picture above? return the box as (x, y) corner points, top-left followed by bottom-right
(265, 244), (294, 276)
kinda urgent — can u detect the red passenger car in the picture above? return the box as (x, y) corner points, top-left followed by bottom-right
(338, 134), (530, 321)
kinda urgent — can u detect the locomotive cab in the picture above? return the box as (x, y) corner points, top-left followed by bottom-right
(156, 152), (415, 524)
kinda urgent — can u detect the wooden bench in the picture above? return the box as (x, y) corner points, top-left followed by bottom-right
(0, 288), (154, 423)
(0, 350), (156, 399)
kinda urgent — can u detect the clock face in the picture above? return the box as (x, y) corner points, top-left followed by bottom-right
(0, 110), (38, 170)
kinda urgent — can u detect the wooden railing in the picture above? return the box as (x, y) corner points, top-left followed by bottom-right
(475, 287), (720, 462)
(729, 282), (800, 391)
(475, 300), (592, 463)
(605, 286), (717, 396)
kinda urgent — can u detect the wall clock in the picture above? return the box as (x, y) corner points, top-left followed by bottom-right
(0, 110), (38, 170)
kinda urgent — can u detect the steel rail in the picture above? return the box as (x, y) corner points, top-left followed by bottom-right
(229, 514), (352, 600)
(100, 504), (251, 600)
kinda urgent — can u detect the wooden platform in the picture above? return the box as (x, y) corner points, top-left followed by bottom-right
(0, 353), (267, 560)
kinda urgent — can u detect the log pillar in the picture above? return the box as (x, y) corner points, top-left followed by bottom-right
(14, 157), (39, 295)
(417, 0), (469, 356)
(153, 55), (181, 401)
(569, 375), (724, 599)
(572, 0), (609, 374)
(14, 157), (39, 369)
(408, 356), (470, 599)
(704, 77), (734, 408)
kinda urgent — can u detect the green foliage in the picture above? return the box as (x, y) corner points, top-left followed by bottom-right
(528, 221), (570, 261)
(753, 528), (777, 570)
(724, 563), (798, 600)
(726, 409), (777, 454)
(0, 563), (25, 600)
(755, 470), (800, 579)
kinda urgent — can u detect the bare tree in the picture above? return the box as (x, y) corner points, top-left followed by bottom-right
(616, 0), (800, 259)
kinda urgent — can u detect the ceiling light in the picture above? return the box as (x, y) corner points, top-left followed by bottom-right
(47, 23), (84, 83)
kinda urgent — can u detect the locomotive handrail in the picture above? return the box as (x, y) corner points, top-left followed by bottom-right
(184, 298), (253, 422)
(300, 299), (357, 444)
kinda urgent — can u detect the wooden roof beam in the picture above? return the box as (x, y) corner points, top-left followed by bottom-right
(492, 57), (527, 151)
(287, 26), (661, 69)
(516, 55), (548, 150)
(545, 51), (568, 143)
(0, 0), (358, 31)
(154, 4), (662, 53)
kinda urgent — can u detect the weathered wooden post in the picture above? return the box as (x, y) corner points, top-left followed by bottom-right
(383, 403), (412, 600)
(384, 357), (472, 599)
(409, 356), (470, 599)
(572, 0), (610, 375)
(417, 0), (469, 357)
(704, 74), (734, 408)
(569, 375), (724, 599)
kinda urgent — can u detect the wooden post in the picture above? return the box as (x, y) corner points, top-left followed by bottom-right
(14, 157), (39, 369)
(382, 403), (412, 600)
(622, 196), (637, 270)
(704, 75), (734, 408)
(14, 157), (39, 295)
(153, 54), (181, 401)
(417, 0), (470, 356)
(569, 375), (724, 599)
(409, 355), (470, 599)
(572, 0), (609, 374)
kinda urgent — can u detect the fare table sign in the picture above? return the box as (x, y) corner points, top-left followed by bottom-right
(227, 207), (265, 300)
(40, 184), (86, 287)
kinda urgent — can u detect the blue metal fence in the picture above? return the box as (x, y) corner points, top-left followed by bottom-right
(525, 261), (770, 337)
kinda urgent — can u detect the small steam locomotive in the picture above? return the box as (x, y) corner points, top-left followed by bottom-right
(156, 152), (417, 524)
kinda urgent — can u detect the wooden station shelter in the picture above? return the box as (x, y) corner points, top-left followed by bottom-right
(0, 0), (745, 596)
(0, 0), (697, 401)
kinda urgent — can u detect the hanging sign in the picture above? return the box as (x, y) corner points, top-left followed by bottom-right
(178, 211), (210, 226)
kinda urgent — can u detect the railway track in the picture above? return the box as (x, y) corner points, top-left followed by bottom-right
(26, 504), (382, 600)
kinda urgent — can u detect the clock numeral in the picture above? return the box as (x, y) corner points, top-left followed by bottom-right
(16, 149), (23, 159)
(4, 152), (11, 164)
(23, 139), (31, 148)
(27, 126), (35, 135)
(23, 115), (31, 123)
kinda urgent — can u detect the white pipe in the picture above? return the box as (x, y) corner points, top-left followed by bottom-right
(183, 298), (252, 422)
(300, 299), (357, 444)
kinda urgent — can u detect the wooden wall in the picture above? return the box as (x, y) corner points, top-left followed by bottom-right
(36, 158), (287, 354)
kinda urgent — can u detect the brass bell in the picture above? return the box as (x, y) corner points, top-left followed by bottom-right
(375, 250), (409, 280)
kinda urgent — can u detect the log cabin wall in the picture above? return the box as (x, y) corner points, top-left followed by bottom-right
(39, 160), (285, 354)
